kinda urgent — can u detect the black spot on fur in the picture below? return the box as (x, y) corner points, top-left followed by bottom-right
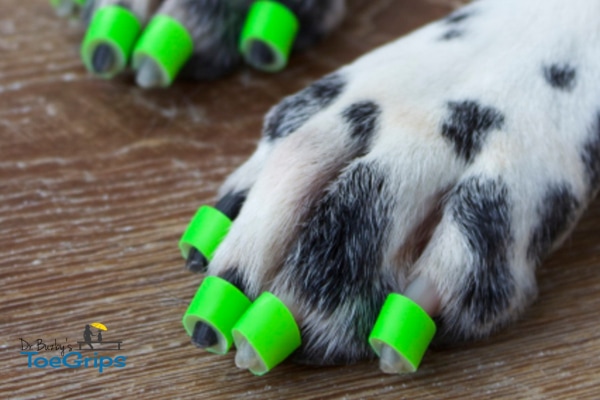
(450, 177), (515, 327)
(445, 11), (471, 24)
(180, 52), (242, 81)
(581, 113), (600, 196)
(544, 64), (577, 91)
(284, 163), (395, 363)
(218, 267), (247, 294)
(264, 73), (346, 139)
(441, 29), (464, 40)
(290, 162), (392, 313)
(184, 0), (229, 25)
(441, 100), (505, 162)
(440, 9), (473, 40)
(527, 184), (579, 263)
(342, 101), (381, 149)
(177, 0), (248, 80)
(292, 326), (377, 365)
(215, 190), (247, 221)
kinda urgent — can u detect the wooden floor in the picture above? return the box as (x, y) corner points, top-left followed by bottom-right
(2, 1), (600, 399)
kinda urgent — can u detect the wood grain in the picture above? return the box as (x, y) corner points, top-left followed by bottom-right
(1, 1), (599, 399)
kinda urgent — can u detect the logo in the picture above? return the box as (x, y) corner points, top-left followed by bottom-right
(20, 322), (126, 373)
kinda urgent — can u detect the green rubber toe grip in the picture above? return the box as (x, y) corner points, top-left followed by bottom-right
(132, 15), (194, 87)
(182, 276), (252, 355)
(179, 206), (232, 261)
(240, 1), (299, 72)
(232, 292), (301, 375)
(81, 6), (142, 78)
(369, 294), (436, 373)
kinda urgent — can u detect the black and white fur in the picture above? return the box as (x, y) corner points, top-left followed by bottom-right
(191, 0), (600, 369)
(82, 0), (345, 81)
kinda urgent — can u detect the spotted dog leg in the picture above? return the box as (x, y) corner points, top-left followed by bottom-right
(195, 0), (600, 367)
(81, 0), (345, 82)
(150, 0), (346, 81)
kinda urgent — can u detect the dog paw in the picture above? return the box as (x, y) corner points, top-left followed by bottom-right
(192, 0), (600, 369)
(55, 0), (345, 85)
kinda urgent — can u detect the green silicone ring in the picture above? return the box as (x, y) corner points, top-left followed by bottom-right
(182, 276), (252, 354)
(132, 15), (194, 87)
(368, 294), (436, 373)
(232, 292), (301, 375)
(240, 1), (299, 72)
(179, 206), (232, 261)
(80, 6), (142, 78)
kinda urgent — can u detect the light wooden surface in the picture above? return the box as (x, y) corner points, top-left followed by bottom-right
(2, 1), (600, 399)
